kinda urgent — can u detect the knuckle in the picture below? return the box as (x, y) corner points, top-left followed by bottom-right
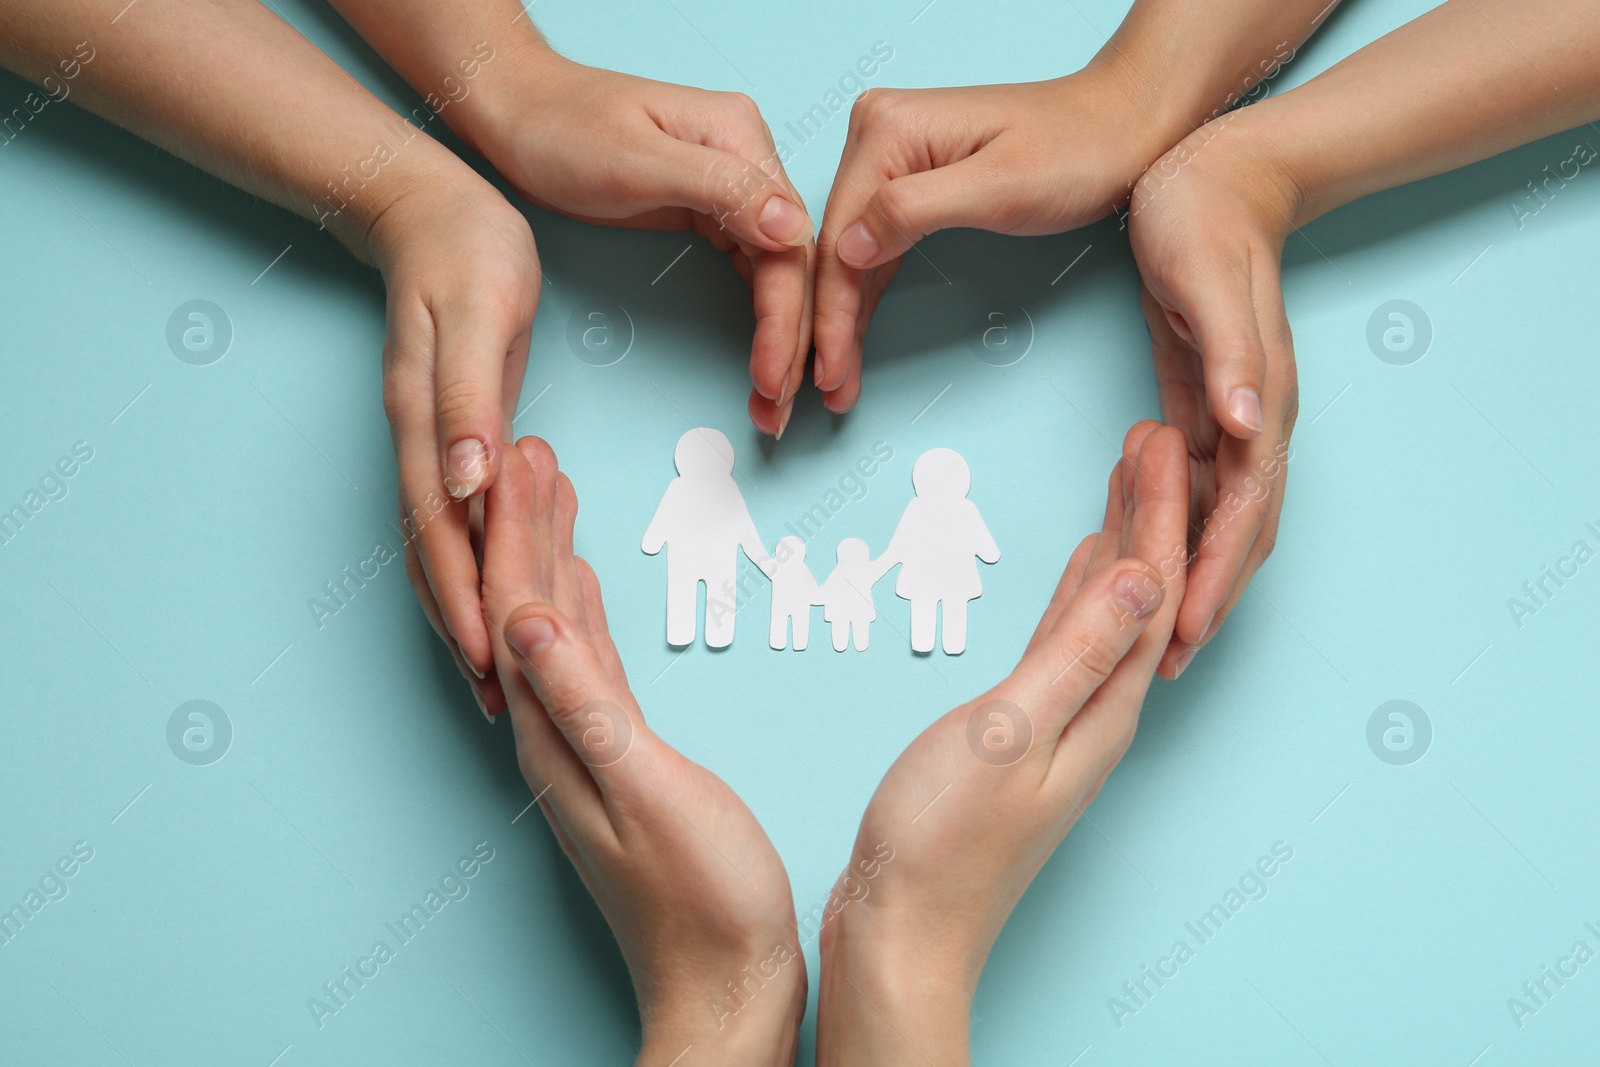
(381, 369), (431, 429)
(722, 91), (763, 124)
(433, 376), (492, 433)
(1070, 632), (1122, 686)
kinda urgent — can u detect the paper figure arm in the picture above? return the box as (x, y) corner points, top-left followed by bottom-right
(972, 510), (1001, 564)
(641, 482), (677, 555)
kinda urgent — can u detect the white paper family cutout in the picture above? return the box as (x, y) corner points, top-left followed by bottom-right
(643, 429), (999, 655)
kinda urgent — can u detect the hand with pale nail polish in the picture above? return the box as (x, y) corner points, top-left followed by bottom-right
(481, 438), (805, 1065)
(331, 0), (816, 441)
(1127, 113), (1302, 682)
(818, 422), (1189, 1066)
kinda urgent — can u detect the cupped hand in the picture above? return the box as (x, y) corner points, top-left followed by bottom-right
(1127, 112), (1301, 677)
(812, 62), (1171, 413)
(364, 166), (542, 717)
(469, 50), (815, 437)
(818, 421), (1188, 1066)
(483, 437), (805, 1064)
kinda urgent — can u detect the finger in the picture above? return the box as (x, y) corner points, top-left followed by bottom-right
(400, 517), (506, 720)
(1000, 558), (1166, 740)
(434, 299), (523, 500)
(575, 558), (633, 697)
(747, 242), (813, 416)
(504, 601), (644, 788)
(1045, 427), (1190, 783)
(833, 154), (999, 270)
(1162, 438), (1288, 676)
(1023, 533), (1098, 657)
(814, 98), (894, 401)
(1151, 252), (1269, 441)
(393, 405), (494, 679)
(647, 136), (812, 252)
(480, 442), (609, 837)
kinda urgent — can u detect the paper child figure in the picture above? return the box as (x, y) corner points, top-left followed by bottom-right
(876, 448), (1000, 654)
(642, 428), (773, 648)
(818, 537), (880, 652)
(768, 536), (820, 650)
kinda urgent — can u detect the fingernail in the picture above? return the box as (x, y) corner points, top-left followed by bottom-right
(1197, 613), (1215, 644)
(446, 438), (490, 499)
(812, 352), (826, 388)
(1114, 572), (1161, 620)
(758, 195), (812, 247)
(473, 687), (494, 724)
(837, 221), (881, 267)
(775, 398), (794, 440)
(1228, 388), (1264, 434)
(506, 615), (556, 658)
(1174, 644), (1199, 678)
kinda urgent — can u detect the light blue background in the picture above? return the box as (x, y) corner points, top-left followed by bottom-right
(3, 0), (1598, 1063)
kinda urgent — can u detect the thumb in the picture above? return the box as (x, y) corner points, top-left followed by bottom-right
(834, 155), (999, 269)
(1001, 560), (1166, 740)
(1154, 252), (1269, 440)
(504, 604), (638, 771)
(650, 138), (812, 252)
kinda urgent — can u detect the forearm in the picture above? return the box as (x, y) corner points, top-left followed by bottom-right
(1248, 0), (1600, 224)
(1091, 0), (1339, 152)
(0, 0), (460, 256)
(325, 0), (552, 166)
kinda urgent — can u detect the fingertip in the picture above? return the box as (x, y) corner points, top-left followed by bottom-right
(836, 220), (883, 268)
(445, 438), (495, 499)
(1111, 560), (1165, 625)
(757, 193), (814, 248)
(748, 389), (781, 436)
(1223, 386), (1265, 438)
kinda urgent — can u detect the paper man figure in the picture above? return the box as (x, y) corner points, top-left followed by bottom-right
(768, 535), (820, 650)
(876, 448), (1000, 654)
(642, 428), (772, 648)
(818, 538), (880, 652)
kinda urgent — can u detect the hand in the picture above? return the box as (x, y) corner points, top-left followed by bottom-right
(812, 61), (1173, 413)
(1127, 111), (1300, 677)
(465, 47), (815, 437)
(818, 422), (1188, 1065)
(483, 437), (805, 1064)
(364, 165), (543, 717)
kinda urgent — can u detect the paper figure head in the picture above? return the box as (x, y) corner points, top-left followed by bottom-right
(835, 537), (870, 565)
(911, 447), (970, 499)
(776, 534), (807, 563)
(674, 428), (736, 478)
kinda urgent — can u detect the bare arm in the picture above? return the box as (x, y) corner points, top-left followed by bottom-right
(1248, 0), (1600, 224)
(0, 0), (543, 717)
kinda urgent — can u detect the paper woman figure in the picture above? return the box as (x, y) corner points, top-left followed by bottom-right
(875, 448), (1000, 654)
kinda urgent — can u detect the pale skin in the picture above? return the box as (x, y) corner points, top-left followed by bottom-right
(10, 0), (1600, 1058)
(1128, 0), (1600, 674)
(812, 0), (1342, 680)
(480, 422), (1186, 1062)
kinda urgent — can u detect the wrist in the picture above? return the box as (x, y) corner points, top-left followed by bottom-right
(818, 906), (977, 1067)
(636, 961), (804, 1067)
(437, 34), (571, 174)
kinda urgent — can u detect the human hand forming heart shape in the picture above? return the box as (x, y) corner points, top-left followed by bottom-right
(481, 424), (1185, 1063)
